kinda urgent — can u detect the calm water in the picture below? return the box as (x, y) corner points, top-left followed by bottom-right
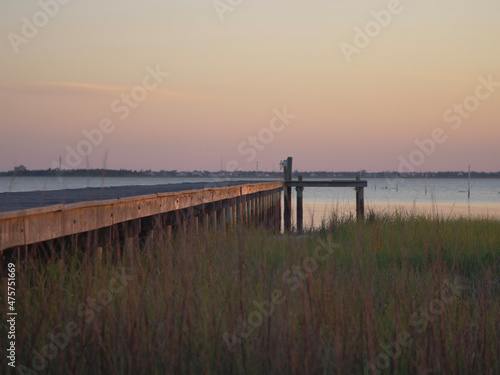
(1, 176), (500, 222)
(292, 177), (500, 224)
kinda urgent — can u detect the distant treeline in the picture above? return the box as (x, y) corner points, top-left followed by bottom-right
(0, 169), (154, 178)
(1, 168), (500, 179)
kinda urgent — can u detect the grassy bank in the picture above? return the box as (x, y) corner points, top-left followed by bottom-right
(2, 212), (499, 374)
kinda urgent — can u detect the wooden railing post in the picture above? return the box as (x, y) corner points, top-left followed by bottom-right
(276, 190), (282, 234)
(283, 157), (293, 232)
(237, 197), (243, 225)
(225, 202), (233, 227)
(356, 186), (365, 222)
(296, 175), (304, 233)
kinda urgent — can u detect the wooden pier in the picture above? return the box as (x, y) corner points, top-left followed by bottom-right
(281, 157), (367, 232)
(0, 157), (367, 255)
(0, 181), (282, 254)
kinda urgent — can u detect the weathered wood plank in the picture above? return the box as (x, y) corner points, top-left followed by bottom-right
(0, 216), (25, 250)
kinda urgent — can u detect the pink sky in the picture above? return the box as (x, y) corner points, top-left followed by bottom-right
(1, 0), (499, 172)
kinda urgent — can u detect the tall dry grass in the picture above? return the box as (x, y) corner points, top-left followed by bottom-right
(1, 211), (499, 374)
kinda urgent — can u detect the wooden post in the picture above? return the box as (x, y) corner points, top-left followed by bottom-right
(219, 206), (226, 230)
(250, 197), (256, 226)
(95, 247), (103, 263)
(204, 202), (217, 230)
(247, 198), (251, 225)
(262, 193), (267, 226)
(201, 213), (209, 232)
(125, 237), (135, 262)
(269, 193), (274, 228)
(296, 176), (304, 233)
(209, 209), (217, 230)
(140, 217), (157, 250)
(356, 186), (365, 222)
(277, 190), (282, 233)
(237, 198), (243, 225)
(231, 198), (238, 224)
(241, 199), (247, 225)
(267, 193), (272, 226)
(176, 209), (188, 236)
(190, 208), (199, 234)
(283, 156), (293, 232)
(226, 203), (233, 227)
(96, 227), (111, 261)
(257, 192), (264, 226)
(122, 220), (140, 263)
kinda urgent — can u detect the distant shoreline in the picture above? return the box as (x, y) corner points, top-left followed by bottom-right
(1, 169), (499, 179)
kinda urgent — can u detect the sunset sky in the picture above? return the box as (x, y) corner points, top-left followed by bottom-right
(1, 0), (499, 172)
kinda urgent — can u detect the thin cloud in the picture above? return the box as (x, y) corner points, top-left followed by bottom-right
(0, 82), (225, 101)
(0, 82), (121, 96)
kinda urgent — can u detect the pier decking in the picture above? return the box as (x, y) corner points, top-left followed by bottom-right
(0, 180), (266, 213)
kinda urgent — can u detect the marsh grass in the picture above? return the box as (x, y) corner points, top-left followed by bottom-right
(1, 211), (499, 374)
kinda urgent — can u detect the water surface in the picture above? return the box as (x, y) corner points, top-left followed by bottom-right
(1, 176), (499, 225)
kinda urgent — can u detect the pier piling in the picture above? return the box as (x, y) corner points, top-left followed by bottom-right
(283, 157), (293, 232)
(296, 176), (304, 233)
